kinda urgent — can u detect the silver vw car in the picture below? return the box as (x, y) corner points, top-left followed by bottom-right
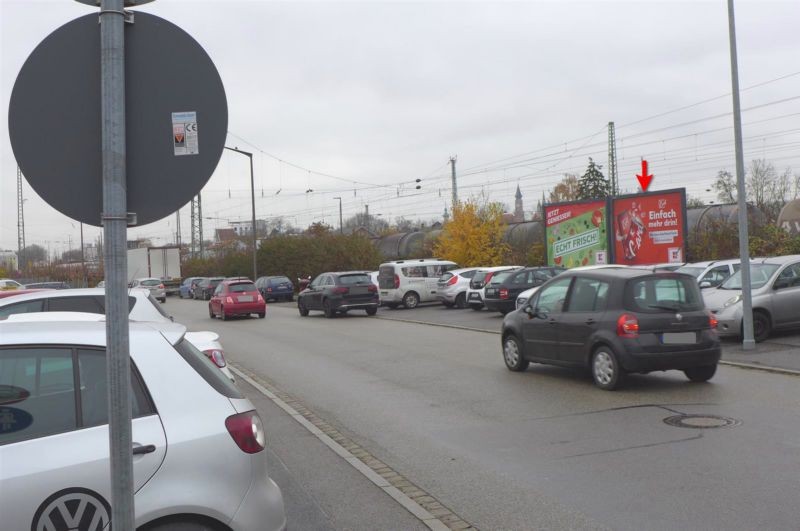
(0, 316), (286, 530)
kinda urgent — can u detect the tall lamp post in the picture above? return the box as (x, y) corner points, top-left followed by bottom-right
(333, 196), (343, 234)
(224, 146), (257, 281)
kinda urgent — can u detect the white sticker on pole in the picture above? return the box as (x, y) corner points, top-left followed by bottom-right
(172, 111), (199, 156)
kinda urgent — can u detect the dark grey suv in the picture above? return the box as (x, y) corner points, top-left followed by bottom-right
(297, 271), (379, 318)
(501, 268), (721, 390)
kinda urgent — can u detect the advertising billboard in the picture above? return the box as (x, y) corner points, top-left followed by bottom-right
(611, 189), (687, 265)
(544, 199), (610, 268)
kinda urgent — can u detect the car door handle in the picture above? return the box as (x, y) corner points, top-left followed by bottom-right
(132, 444), (156, 455)
(548, 318), (557, 325)
(584, 319), (596, 325)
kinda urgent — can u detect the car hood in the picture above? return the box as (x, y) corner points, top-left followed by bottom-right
(516, 286), (541, 300)
(701, 287), (741, 311)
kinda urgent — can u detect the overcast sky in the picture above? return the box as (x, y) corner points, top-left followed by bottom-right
(2, 0), (800, 257)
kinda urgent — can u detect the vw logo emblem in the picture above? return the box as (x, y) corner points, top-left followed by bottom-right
(31, 487), (111, 531)
(676, 313), (683, 321)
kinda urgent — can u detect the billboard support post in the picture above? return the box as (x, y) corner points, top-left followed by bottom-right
(727, 0), (755, 350)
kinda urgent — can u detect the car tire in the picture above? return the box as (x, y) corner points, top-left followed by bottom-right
(159, 298), (166, 303)
(502, 335), (529, 372)
(208, 306), (215, 319)
(442, 301), (454, 308)
(366, 307), (377, 316)
(258, 312), (266, 319)
(403, 291), (420, 309)
(298, 300), (309, 316)
(455, 292), (467, 309)
(752, 311), (772, 343)
(221, 308), (228, 321)
(591, 346), (625, 391)
(387, 303), (399, 310)
(470, 304), (483, 311)
(499, 309), (510, 316)
(323, 299), (336, 318)
(684, 364), (717, 382)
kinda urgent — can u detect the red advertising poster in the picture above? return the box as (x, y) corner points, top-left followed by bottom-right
(544, 200), (609, 268)
(611, 189), (687, 265)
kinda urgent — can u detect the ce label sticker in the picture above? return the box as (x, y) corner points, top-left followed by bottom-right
(31, 487), (111, 531)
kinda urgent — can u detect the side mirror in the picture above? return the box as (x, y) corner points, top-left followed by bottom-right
(699, 281), (712, 289)
(524, 306), (547, 319)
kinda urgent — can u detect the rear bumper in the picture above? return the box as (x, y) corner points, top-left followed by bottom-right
(379, 290), (403, 304)
(617, 336), (721, 372)
(484, 299), (514, 313)
(436, 289), (460, 304)
(224, 303), (266, 316)
(231, 474), (286, 531)
(333, 298), (379, 311)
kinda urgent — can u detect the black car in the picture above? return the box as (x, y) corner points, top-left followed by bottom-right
(297, 271), (379, 318)
(255, 275), (295, 302)
(192, 277), (224, 300)
(501, 268), (721, 390)
(484, 267), (562, 315)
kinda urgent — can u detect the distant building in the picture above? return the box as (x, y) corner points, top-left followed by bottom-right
(215, 228), (237, 242)
(230, 219), (269, 237)
(514, 185), (525, 222)
(0, 250), (18, 272)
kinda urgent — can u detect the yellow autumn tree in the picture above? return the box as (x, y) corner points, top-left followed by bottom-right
(434, 199), (509, 267)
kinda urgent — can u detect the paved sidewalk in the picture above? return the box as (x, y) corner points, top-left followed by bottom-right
(721, 332), (800, 373)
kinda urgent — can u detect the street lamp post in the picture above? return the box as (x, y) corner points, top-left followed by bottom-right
(334, 196), (343, 234)
(224, 146), (258, 281)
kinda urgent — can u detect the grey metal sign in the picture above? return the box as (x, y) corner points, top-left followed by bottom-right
(8, 12), (228, 226)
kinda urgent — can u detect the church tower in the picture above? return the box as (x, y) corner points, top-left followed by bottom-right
(514, 185), (524, 222)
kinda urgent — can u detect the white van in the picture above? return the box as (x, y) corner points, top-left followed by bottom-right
(377, 259), (459, 308)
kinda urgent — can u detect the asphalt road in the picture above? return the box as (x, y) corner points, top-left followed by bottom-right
(167, 297), (800, 531)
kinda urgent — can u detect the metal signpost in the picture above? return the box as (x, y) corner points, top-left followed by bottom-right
(9, 2), (228, 527)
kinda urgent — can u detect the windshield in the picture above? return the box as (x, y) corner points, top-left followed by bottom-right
(675, 266), (704, 278)
(720, 264), (780, 290)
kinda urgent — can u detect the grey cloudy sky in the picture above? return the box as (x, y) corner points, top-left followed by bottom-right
(2, 0), (800, 256)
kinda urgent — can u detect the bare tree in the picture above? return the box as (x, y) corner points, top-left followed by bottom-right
(548, 174), (581, 203)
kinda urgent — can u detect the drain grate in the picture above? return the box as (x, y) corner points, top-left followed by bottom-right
(663, 414), (741, 429)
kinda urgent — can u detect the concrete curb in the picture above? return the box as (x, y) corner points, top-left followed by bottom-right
(230, 364), (477, 531)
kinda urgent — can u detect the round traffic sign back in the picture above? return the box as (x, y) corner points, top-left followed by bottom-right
(8, 12), (228, 226)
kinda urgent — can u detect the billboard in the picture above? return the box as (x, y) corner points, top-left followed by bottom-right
(611, 189), (687, 265)
(544, 199), (610, 268)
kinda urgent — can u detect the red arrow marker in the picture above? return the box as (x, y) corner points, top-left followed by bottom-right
(636, 159), (653, 191)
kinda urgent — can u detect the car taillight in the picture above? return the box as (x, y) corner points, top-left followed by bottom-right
(158, 284), (164, 290)
(617, 314), (639, 338)
(499, 288), (509, 299)
(203, 348), (227, 368)
(257, 293), (265, 303)
(332, 287), (349, 294)
(394, 274), (400, 289)
(266, 287), (273, 292)
(225, 411), (265, 454)
(226, 296), (234, 304)
(367, 284), (377, 293)
(707, 310), (718, 330)
(447, 276), (458, 286)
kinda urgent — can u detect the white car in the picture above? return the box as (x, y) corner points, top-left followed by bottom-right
(0, 278), (23, 291)
(0, 288), (234, 381)
(465, 266), (522, 310)
(0, 315), (286, 530)
(675, 259), (741, 289)
(130, 277), (167, 303)
(377, 258), (459, 309)
(515, 265), (628, 310)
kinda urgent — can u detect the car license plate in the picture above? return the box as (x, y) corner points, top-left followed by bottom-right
(661, 332), (697, 344)
(469, 293), (479, 300)
(380, 290), (388, 295)
(238, 295), (253, 302)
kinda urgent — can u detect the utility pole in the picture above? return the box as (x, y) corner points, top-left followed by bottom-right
(190, 193), (203, 258)
(449, 156), (458, 208)
(365, 204), (369, 232)
(223, 146), (258, 282)
(608, 121), (619, 196)
(80, 222), (87, 287)
(334, 196), (343, 234)
(16, 166), (26, 271)
(175, 209), (181, 246)
(727, 0), (755, 350)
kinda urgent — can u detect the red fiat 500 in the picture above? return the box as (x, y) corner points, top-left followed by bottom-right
(209, 279), (266, 320)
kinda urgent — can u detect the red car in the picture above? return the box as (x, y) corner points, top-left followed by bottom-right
(209, 279), (266, 320)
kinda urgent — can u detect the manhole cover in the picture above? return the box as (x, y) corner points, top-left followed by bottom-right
(663, 414), (741, 429)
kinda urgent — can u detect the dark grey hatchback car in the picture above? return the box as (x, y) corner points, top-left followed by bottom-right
(298, 271), (379, 318)
(501, 268), (721, 390)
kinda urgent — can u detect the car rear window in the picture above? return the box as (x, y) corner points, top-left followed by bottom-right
(209, 278), (223, 286)
(439, 272), (455, 283)
(472, 271), (488, 283)
(173, 339), (243, 399)
(489, 271), (514, 285)
(140, 279), (161, 287)
(625, 275), (703, 313)
(338, 274), (371, 286)
(229, 282), (256, 293)
(270, 276), (291, 285)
